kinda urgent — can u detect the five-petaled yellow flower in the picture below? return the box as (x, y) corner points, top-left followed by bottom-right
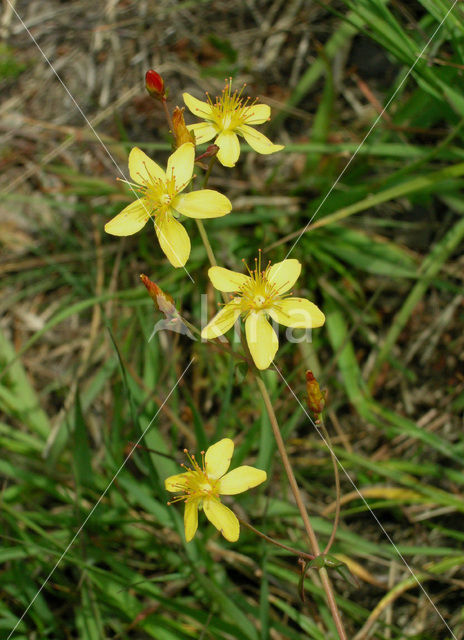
(201, 255), (325, 370)
(105, 143), (232, 267)
(183, 81), (284, 167)
(165, 438), (266, 542)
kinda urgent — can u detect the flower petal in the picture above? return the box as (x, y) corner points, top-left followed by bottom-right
(237, 124), (284, 155)
(173, 190), (232, 219)
(165, 472), (189, 492)
(269, 298), (325, 329)
(128, 147), (165, 184)
(201, 299), (241, 340)
(104, 198), (150, 236)
(205, 438), (234, 479)
(183, 92), (214, 119)
(166, 143), (194, 192)
(208, 266), (250, 292)
(242, 103), (270, 125)
(219, 466), (267, 495)
(216, 131), (240, 167)
(184, 500), (198, 542)
(188, 122), (217, 144)
(203, 497), (239, 542)
(245, 312), (278, 370)
(155, 212), (191, 268)
(267, 259), (301, 294)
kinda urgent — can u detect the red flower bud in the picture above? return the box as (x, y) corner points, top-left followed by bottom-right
(195, 144), (219, 163)
(145, 69), (165, 99)
(306, 370), (326, 417)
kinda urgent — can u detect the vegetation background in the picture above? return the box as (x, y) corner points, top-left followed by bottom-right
(1, 0), (464, 638)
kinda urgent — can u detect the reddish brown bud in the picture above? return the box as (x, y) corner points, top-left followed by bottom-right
(140, 274), (175, 315)
(145, 69), (165, 99)
(172, 106), (195, 147)
(306, 370), (326, 417)
(195, 144), (219, 163)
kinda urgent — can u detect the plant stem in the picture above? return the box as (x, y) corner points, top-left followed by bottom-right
(319, 419), (341, 557)
(256, 375), (347, 640)
(195, 219), (217, 267)
(161, 97), (173, 132)
(238, 518), (315, 562)
(202, 154), (217, 187)
(195, 154), (219, 267)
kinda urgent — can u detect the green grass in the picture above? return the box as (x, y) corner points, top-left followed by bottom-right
(2, 1), (464, 639)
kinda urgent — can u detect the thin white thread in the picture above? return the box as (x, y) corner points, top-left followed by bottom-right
(280, 0), (459, 265)
(5, 0), (195, 282)
(272, 362), (457, 640)
(7, 358), (195, 639)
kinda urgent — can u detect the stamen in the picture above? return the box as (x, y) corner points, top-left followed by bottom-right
(141, 160), (157, 185)
(116, 177), (145, 193)
(242, 257), (253, 277)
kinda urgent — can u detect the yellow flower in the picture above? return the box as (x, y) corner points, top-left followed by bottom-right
(165, 438), (266, 542)
(201, 256), (325, 370)
(183, 81), (284, 167)
(104, 143), (232, 267)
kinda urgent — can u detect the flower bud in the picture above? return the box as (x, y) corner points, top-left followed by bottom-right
(305, 370), (325, 416)
(140, 274), (175, 315)
(145, 69), (165, 99)
(195, 144), (219, 163)
(172, 106), (195, 147)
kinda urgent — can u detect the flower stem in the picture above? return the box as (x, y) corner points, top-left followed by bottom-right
(319, 418), (341, 557)
(195, 154), (219, 267)
(255, 375), (347, 640)
(238, 518), (315, 561)
(195, 219), (217, 267)
(202, 154), (217, 188)
(161, 97), (173, 132)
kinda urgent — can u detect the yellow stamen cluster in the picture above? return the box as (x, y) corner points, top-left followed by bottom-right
(206, 79), (258, 132)
(237, 252), (291, 317)
(167, 449), (219, 505)
(145, 175), (178, 213)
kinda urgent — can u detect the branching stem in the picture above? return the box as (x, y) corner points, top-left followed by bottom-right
(256, 375), (347, 640)
(238, 518), (315, 562)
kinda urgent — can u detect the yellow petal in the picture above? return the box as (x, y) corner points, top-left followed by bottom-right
(104, 198), (150, 236)
(165, 472), (189, 492)
(155, 213), (191, 268)
(203, 497), (239, 542)
(188, 122), (217, 144)
(184, 500), (198, 542)
(219, 466), (267, 495)
(173, 190), (232, 219)
(183, 92), (214, 119)
(208, 266), (250, 292)
(205, 438), (234, 479)
(128, 147), (165, 184)
(216, 131), (240, 167)
(237, 124), (284, 155)
(245, 312), (278, 370)
(166, 143), (194, 192)
(242, 103), (270, 125)
(201, 299), (241, 340)
(269, 298), (325, 329)
(267, 259), (301, 294)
